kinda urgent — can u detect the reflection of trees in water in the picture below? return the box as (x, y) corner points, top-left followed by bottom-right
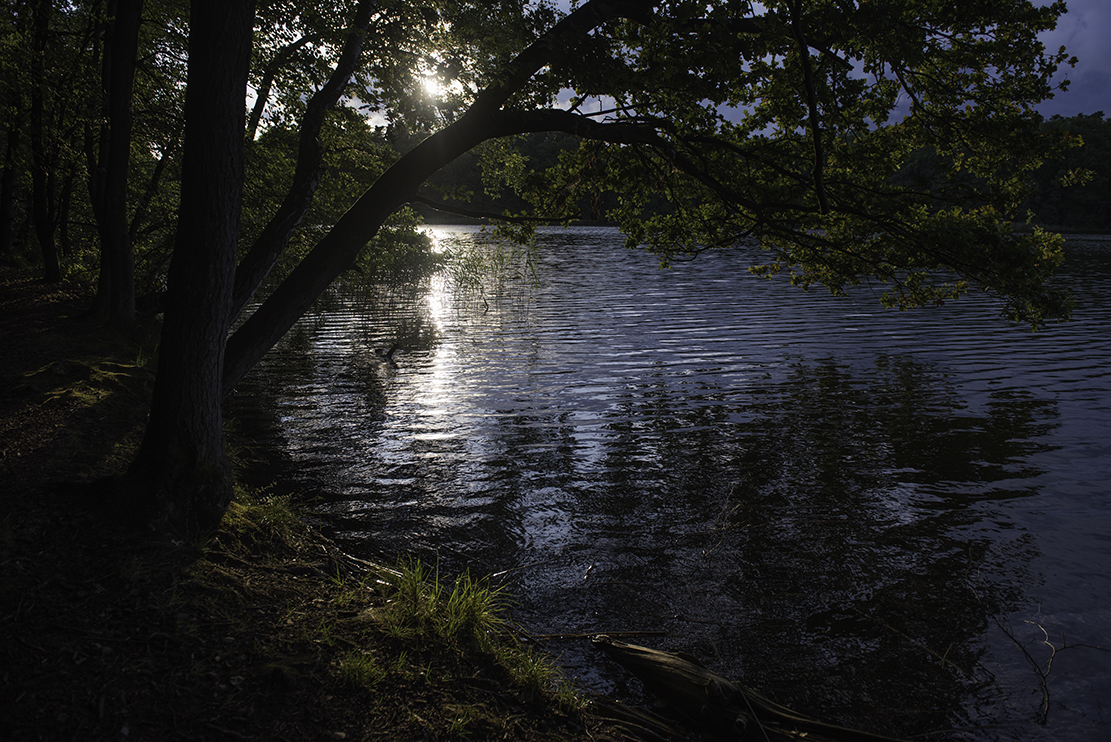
(262, 278), (444, 392)
(236, 234), (1108, 736)
(244, 291), (1065, 736)
(569, 354), (1058, 737)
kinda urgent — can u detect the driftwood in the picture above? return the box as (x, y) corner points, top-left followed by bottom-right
(592, 635), (910, 742)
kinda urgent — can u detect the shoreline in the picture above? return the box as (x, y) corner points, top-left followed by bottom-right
(0, 266), (646, 741)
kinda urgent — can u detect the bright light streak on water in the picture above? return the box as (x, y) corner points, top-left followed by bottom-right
(237, 228), (1111, 741)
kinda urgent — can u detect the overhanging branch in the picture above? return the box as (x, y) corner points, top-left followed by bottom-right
(411, 194), (567, 225)
(789, 1), (829, 215)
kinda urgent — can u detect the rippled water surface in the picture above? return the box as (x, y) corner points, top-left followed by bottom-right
(238, 228), (1111, 740)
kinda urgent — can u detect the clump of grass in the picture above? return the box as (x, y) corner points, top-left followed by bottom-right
(221, 484), (302, 545)
(334, 573), (374, 608)
(135, 343), (157, 368)
(376, 557), (581, 706)
(444, 703), (481, 737)
(441, 231), (539, 299)
(339, 652), (387, 689)
(377, 557), (507, 650)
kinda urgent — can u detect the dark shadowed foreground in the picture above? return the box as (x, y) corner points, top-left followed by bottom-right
(0, 266), (646, 742)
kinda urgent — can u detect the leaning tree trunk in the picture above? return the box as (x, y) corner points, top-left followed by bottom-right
(221, 0), (644, 394)
(231, 0), (375, 321)
(222, 109), (494, 394)
(123, 0), (254, 534)
(245, 34), (316, 142)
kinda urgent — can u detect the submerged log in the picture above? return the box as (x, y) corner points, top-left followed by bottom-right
(592, 635), (910, 742)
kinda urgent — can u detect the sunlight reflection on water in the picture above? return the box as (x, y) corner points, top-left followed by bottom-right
(238, 228), (1111, 741)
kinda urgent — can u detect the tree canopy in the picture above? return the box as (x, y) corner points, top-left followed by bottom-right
(223, 0), (1078, 394)
(1, 0), (1087, 531)
(1025, 111), (1111, 231)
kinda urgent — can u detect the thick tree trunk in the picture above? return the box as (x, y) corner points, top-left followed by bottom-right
(89, 0), (143, 328)
(123, 0), (254, 534)
(0, 121), (20, 261)
(29, 0), (61, 283)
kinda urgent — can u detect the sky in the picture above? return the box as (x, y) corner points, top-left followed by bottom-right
(1035, 0), (1111, 118)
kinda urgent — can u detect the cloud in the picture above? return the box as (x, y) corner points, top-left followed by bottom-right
(1037, 0), (1111, 117)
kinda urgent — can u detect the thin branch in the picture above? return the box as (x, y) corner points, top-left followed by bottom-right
(246, 33), (319, 140)
(410, 194), (566, 225)
(789, 0), (828, 214)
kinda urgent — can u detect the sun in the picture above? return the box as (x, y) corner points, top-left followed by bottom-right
(421, 75), (444, 99)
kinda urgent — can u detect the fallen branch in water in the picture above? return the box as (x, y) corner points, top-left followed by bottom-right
(592, 635), (913, 742)
(992, 603), (1111, 726)
(849, 605), (973, 678)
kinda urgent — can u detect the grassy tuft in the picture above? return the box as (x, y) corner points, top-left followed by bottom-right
(374, 556), (582, 707)
(339, 651), (388, 689)
(221, 484), (303, 545)
(376, 557), (507, 649)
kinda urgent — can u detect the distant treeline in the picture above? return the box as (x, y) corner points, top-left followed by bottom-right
(415, 113), (1111, 234)
(1024, 112), (1111, 232)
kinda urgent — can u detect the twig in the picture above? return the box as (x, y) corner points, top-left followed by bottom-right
(490, 558), (560, 581)
(205, 723), (252, 740)
(849, 606), (971, 677)
(528, 630), (669, 641)
(992, 611), (1052, 725)
(989, 604), (1107, 726)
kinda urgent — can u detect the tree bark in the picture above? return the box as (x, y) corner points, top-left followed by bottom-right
(124, 0), (255, 534)
(29, 0), (62, 283)
(1, 120), (22, 261)
(89, 0), (143, 328)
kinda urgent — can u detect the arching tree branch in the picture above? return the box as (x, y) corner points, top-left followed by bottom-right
(789, 0), (829, 215)
(232, 0), (376, 320)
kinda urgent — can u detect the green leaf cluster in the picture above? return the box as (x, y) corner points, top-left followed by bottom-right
(486, 0), (1079, 327)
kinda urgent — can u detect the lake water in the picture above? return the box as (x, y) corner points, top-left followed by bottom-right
(236, 227), (1111, 741)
